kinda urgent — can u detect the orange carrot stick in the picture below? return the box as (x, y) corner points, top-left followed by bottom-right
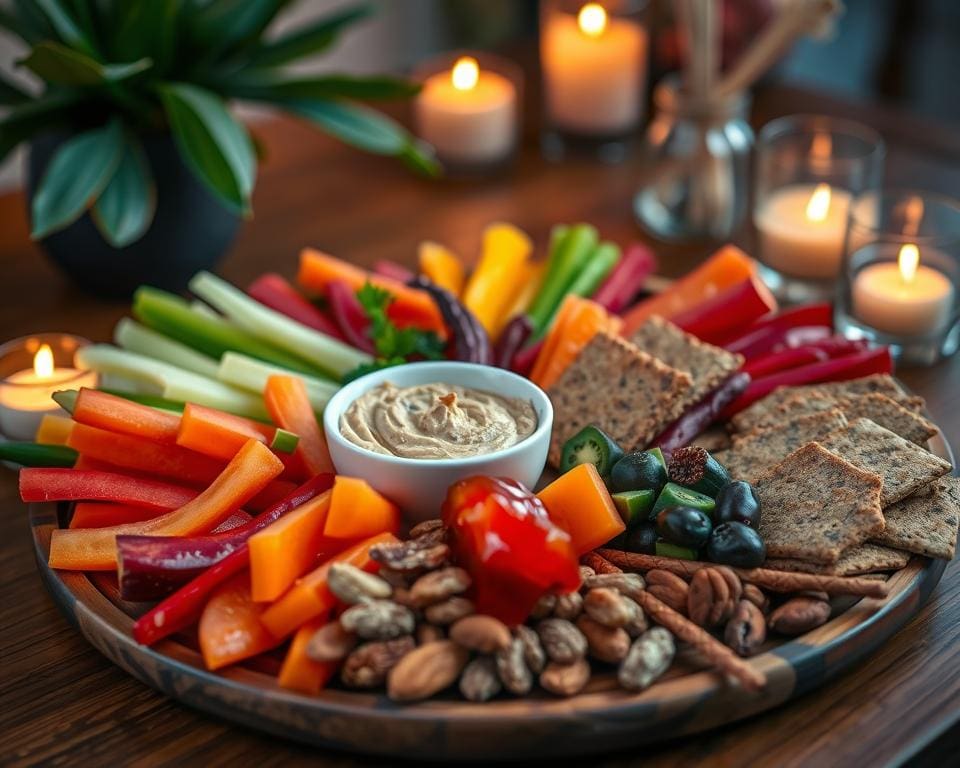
(264, 374), (334, 476)
(278, 617), (339, 694)
(71, 388), (181, 444)
(199, 571), (281, 670)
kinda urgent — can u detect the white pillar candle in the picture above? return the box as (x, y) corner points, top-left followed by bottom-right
(755, 183), (853, 279)
(415, 56), (517, 166)
(852, 244), (954, 336)
(541, 3), (647, 135)
(0, 344), (96, 439)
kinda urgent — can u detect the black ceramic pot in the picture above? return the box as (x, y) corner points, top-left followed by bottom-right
(28, 130), (242, 300)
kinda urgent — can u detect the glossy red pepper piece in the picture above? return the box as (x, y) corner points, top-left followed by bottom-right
(443, 476), (580, 625)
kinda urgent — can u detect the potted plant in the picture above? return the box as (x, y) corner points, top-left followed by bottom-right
(0, 1), (435, 298)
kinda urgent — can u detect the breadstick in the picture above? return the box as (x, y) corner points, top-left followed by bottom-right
(581, 551), (622, 575)
(596, 550), (890, 599)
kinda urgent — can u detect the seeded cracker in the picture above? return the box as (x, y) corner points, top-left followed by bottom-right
(838, 393), (938, 446)
(754, 442), (884, 563)
(870, 476), (959, 560)
(764, 543), (912, 576)
(819, 418), (952, 506)
(720, 408), (849, 482)
(547, 332), (693, 467)
(629, 316), (744, 403)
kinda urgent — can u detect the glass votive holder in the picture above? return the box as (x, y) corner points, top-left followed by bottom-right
(835, 190), (959, 366)
(413, 51), (522, 175)
(540, 0), (650, 163)
(0, 333), (96, 440)
(753, 114), (885, 302)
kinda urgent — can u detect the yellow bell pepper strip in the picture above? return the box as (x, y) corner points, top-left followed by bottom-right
(48, 439), (284, 571)
(461, 222), (533, 335)
(492, 260), (546, 341)
(418, 241), (465, 297)
(35, 414), (75, 445)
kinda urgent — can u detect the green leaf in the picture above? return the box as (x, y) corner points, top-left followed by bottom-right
(91, 131), (156, 247)
(20, 42), (152, 86)
(112, 0), (180, 73)
(0, 93), (79, 164)
(188, 0), (284, 60)
(10, 0), (56, 44)
(31, 117), (125, 240)
(0, 73), (31, 105)
(159, 82), (256, 214)
(215, 72), (420, 102)
(247, 4), (372, 66)
(34, 0), (97, 57)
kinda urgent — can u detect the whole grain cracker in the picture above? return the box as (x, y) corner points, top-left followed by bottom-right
(764, 543), (912, 575)
(754, 442), (884, 564)
(838, 393), (938, 447)
(721, 408), (849, 482)
(818, 418), (952, 506)
(547, 331), (693, 466)
(629, 316), (744, 403)
(870, 476), (959, 560)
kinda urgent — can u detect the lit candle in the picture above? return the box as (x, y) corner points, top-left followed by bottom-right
(541, 3), (648, 135)
(852, 243), (954, 336)
(415, 55), (517, 166)
(0, 342), (96, 440)
(754, 182), (853, 279)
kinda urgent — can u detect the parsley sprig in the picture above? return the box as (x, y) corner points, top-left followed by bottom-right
(343, 283), (445, 382)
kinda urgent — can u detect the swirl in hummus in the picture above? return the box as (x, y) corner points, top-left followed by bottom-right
(339, 381), (538, 459)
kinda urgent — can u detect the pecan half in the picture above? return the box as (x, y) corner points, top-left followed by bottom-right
(618, 627), (675, 691)
(327, 563), (392, 604)
(537, 618), (588, 663)
(387, 640), (468, 701)
(370, 539), (449, 572)
(460, 656), (502, 702)
(449, 615), (512, 653)
(424, 596), (474, 625)
(408, 518), (445, 539)
(340, 599), (415, 640)
(576, 615), (631, 663)
(583, 587), (641, 628)
(553, 590), (584, 620)
(341, 636), (415, 688)
(529, 593), (557, 619)
(496, 636), (533, 695)
(540, 658), (591, 697)
(768, 595), (832, 635)
(724, 599), (766, 657)
(409, 566), (471, 607)
(687, 567), (735, 628)
(515, 624), (546, 674)
(583, 572), (646, 601)
(645, 569), (689, 614)
(742, 583), (770, 613)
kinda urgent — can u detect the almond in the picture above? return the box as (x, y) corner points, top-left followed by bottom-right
(449, 615), (511, 653)
(387, 640), (469, 702)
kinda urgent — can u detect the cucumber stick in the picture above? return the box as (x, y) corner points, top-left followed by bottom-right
(190, 271), (371, 380)
(133, 287), (319, 376)
(565, 241), (621, 300)
(76, 345), (269, 420)
(527, 224), (599, 335)
(115, 318), (220, 379)
(218, 352), (338, 413)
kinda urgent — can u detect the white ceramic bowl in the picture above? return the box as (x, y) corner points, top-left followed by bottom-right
(323, 361), (553, 521)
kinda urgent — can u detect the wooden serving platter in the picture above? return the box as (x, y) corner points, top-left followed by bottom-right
(28, 431), (953, 761)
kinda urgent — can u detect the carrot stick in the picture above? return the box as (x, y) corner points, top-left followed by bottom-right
(69, 388), (181, 444)
(264, 374), (334, 476)
(278, 617), (339, 694)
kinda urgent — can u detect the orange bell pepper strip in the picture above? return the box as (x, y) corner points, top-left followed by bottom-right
(620, 244), (756, 335)
(248, 490), (332, 602)
(264, 374), (334, 476)
(298, 248), (445, 336)
(278, 617), (339, 694)
(70, 387), (181, 444)
(35, 414), (75, 445)
(48, 440), (284, 570)
(532, 297), (623, 391)
(418, 241), (465, 298)
(462, 223), (533, 336)
(324, 476), (400, 540)
(199, 571), (281, 670)
(176, 402), (275, 461)
(260, 531), (398, 639)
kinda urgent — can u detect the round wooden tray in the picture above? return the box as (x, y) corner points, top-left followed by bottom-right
(29, 431), (953, 761)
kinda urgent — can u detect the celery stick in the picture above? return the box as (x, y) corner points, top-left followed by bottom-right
(190, 271), (371, 380)
(77, 345), (269, 419)
(51, 390), (77, 413)
(115, 318), (220, 379)
(565, 242), (621, 301)
(218, 352), (338, 413)
(189, 299), (222, 320)
(527, 224), (599, 335)
(133, 287), (321, 376)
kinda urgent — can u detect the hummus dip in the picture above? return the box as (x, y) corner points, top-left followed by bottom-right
(340, 381), (537, 459)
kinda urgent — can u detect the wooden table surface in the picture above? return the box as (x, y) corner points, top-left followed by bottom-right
(1, 83), (958, 767)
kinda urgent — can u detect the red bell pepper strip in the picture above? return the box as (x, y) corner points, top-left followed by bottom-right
(494, 315), (534, 369)
(327, 280), (375, 354)
(373, 259), (415, 284)
(67, 388), (182, 444)
(592, 243), (657, 314)
(264, 374), (334, 476)
(743, 346), (830, 378)
(672, 276), (778, 345)
(721, 303), (833, 358)
(720, 347), (893, 418)
(20, 468), (197, 511)
(49, 440), (285, 571)
(511, 338), (544, 378)
(650, 372), (752, 454)
(120, 474), (334, 604)
(247, 273), (346, 341)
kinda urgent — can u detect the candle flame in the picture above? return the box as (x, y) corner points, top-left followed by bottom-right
(811, 132), (832, 161)
(898, 243), (919, 285)
(578, 3), (607, 37)
(451, 56), (479, 91)
(805, 183), (832, 222)
(33, 344), (54, 379)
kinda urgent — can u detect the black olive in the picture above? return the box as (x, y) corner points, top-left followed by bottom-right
(714, 481), (762, 527)
(655, 505), (713, 549)
(609, 451), (667, 494)
(623, 523), (658, 555)
(706, 522), (766, 568)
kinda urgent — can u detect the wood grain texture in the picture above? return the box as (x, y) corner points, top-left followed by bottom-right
(1, 82), (958, 766)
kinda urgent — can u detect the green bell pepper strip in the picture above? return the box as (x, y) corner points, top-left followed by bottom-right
(0, 442), (78, 467)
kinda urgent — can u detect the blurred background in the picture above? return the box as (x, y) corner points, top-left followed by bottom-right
(2, 0), (958, 189)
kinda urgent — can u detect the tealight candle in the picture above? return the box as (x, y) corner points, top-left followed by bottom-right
(0, 335), (96, 440)
(754, 182), (853, 279)
(415, 55), (518, 168)
(852, 243), (954, 336)
(541, 2), (648, 136)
